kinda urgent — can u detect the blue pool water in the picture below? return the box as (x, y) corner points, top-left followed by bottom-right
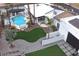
(11, 15), (26, 26)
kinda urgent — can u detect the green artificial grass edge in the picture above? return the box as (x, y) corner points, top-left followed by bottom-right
(14, 27), (46, 42)
(25, 45), (66, 56)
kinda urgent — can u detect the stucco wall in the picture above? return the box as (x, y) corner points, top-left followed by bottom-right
(59, 16), (79, 41)
(59, 21), (68, 41)
(42, 31), (64, 45)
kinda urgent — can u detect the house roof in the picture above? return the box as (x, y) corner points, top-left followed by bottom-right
(54, 11), (76, 21)
(69, 18), (79, 29)
(8, 9), (25, 13)
(0, 3), (7, 8)
(69, 3), (79, 9)
(0, 3), (26, 8)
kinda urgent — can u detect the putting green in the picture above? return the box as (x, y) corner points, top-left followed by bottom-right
(25, 45), (66, 56)
(15, 28), (46, 42)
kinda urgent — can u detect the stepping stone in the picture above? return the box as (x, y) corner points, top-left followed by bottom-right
(59, 45), (65, 49)
(66, 46), (73, 50)
(70, 49), (76, 54)
(61, 41), (66, 44)
(57, 42), (63, 45)
(63, 44), (69, 47)
(65, 52), (71, 56)
(63, 48), (68, 52)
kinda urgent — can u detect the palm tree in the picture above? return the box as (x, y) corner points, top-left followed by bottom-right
(5, 3), (11, 28)
(1, 14), (5, 28)
(0, 4), (7, 28)
(27, 4), (33, 27)
(33, 4), (36, 23)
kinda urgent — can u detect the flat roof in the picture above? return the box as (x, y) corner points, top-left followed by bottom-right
(54, 11), (76, 20)
(25, 4), (64, 18)
(27, 4), (54, 17)
(69, 18), (79, 29)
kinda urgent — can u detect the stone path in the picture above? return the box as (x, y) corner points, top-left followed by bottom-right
(0, 31), (11, 55)
(13, 37), (58, 55)
(57, 40), (76, 56)
(0, 31), (25, 56)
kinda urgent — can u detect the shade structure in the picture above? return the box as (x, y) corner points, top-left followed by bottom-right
(25, 4), (64, 18)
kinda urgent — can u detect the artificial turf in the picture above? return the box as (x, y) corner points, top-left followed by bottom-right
(14, 28), (46, 42)
(25, 45), (66, 56)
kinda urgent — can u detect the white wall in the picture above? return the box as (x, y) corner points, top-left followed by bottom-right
(42, 34), (64, 45)
(42, 31), (64, 45)
(65, 21), (79, 40)
(4, 19), (9, 25)
(46, 31), (60, 39)
(59, 21), (68, 41)
(59, 16), (79, 41)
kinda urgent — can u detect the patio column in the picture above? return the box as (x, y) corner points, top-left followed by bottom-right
(33, 4), (36, 23)
(33, 4), (35, 18)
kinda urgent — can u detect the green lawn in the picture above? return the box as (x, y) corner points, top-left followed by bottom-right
(14, 28), (46, 42)
(25, 45), (66, 56)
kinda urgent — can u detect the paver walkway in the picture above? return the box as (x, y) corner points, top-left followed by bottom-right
(57, 40), (76, 56)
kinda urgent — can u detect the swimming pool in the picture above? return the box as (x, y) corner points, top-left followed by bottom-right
(10, 15), (28, 29)
(12, 15), (26, 26)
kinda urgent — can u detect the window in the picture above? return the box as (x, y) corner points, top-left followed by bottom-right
(57, 23), (60, 30)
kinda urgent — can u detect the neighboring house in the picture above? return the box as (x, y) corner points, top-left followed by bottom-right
(69, 3), (79, 9)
